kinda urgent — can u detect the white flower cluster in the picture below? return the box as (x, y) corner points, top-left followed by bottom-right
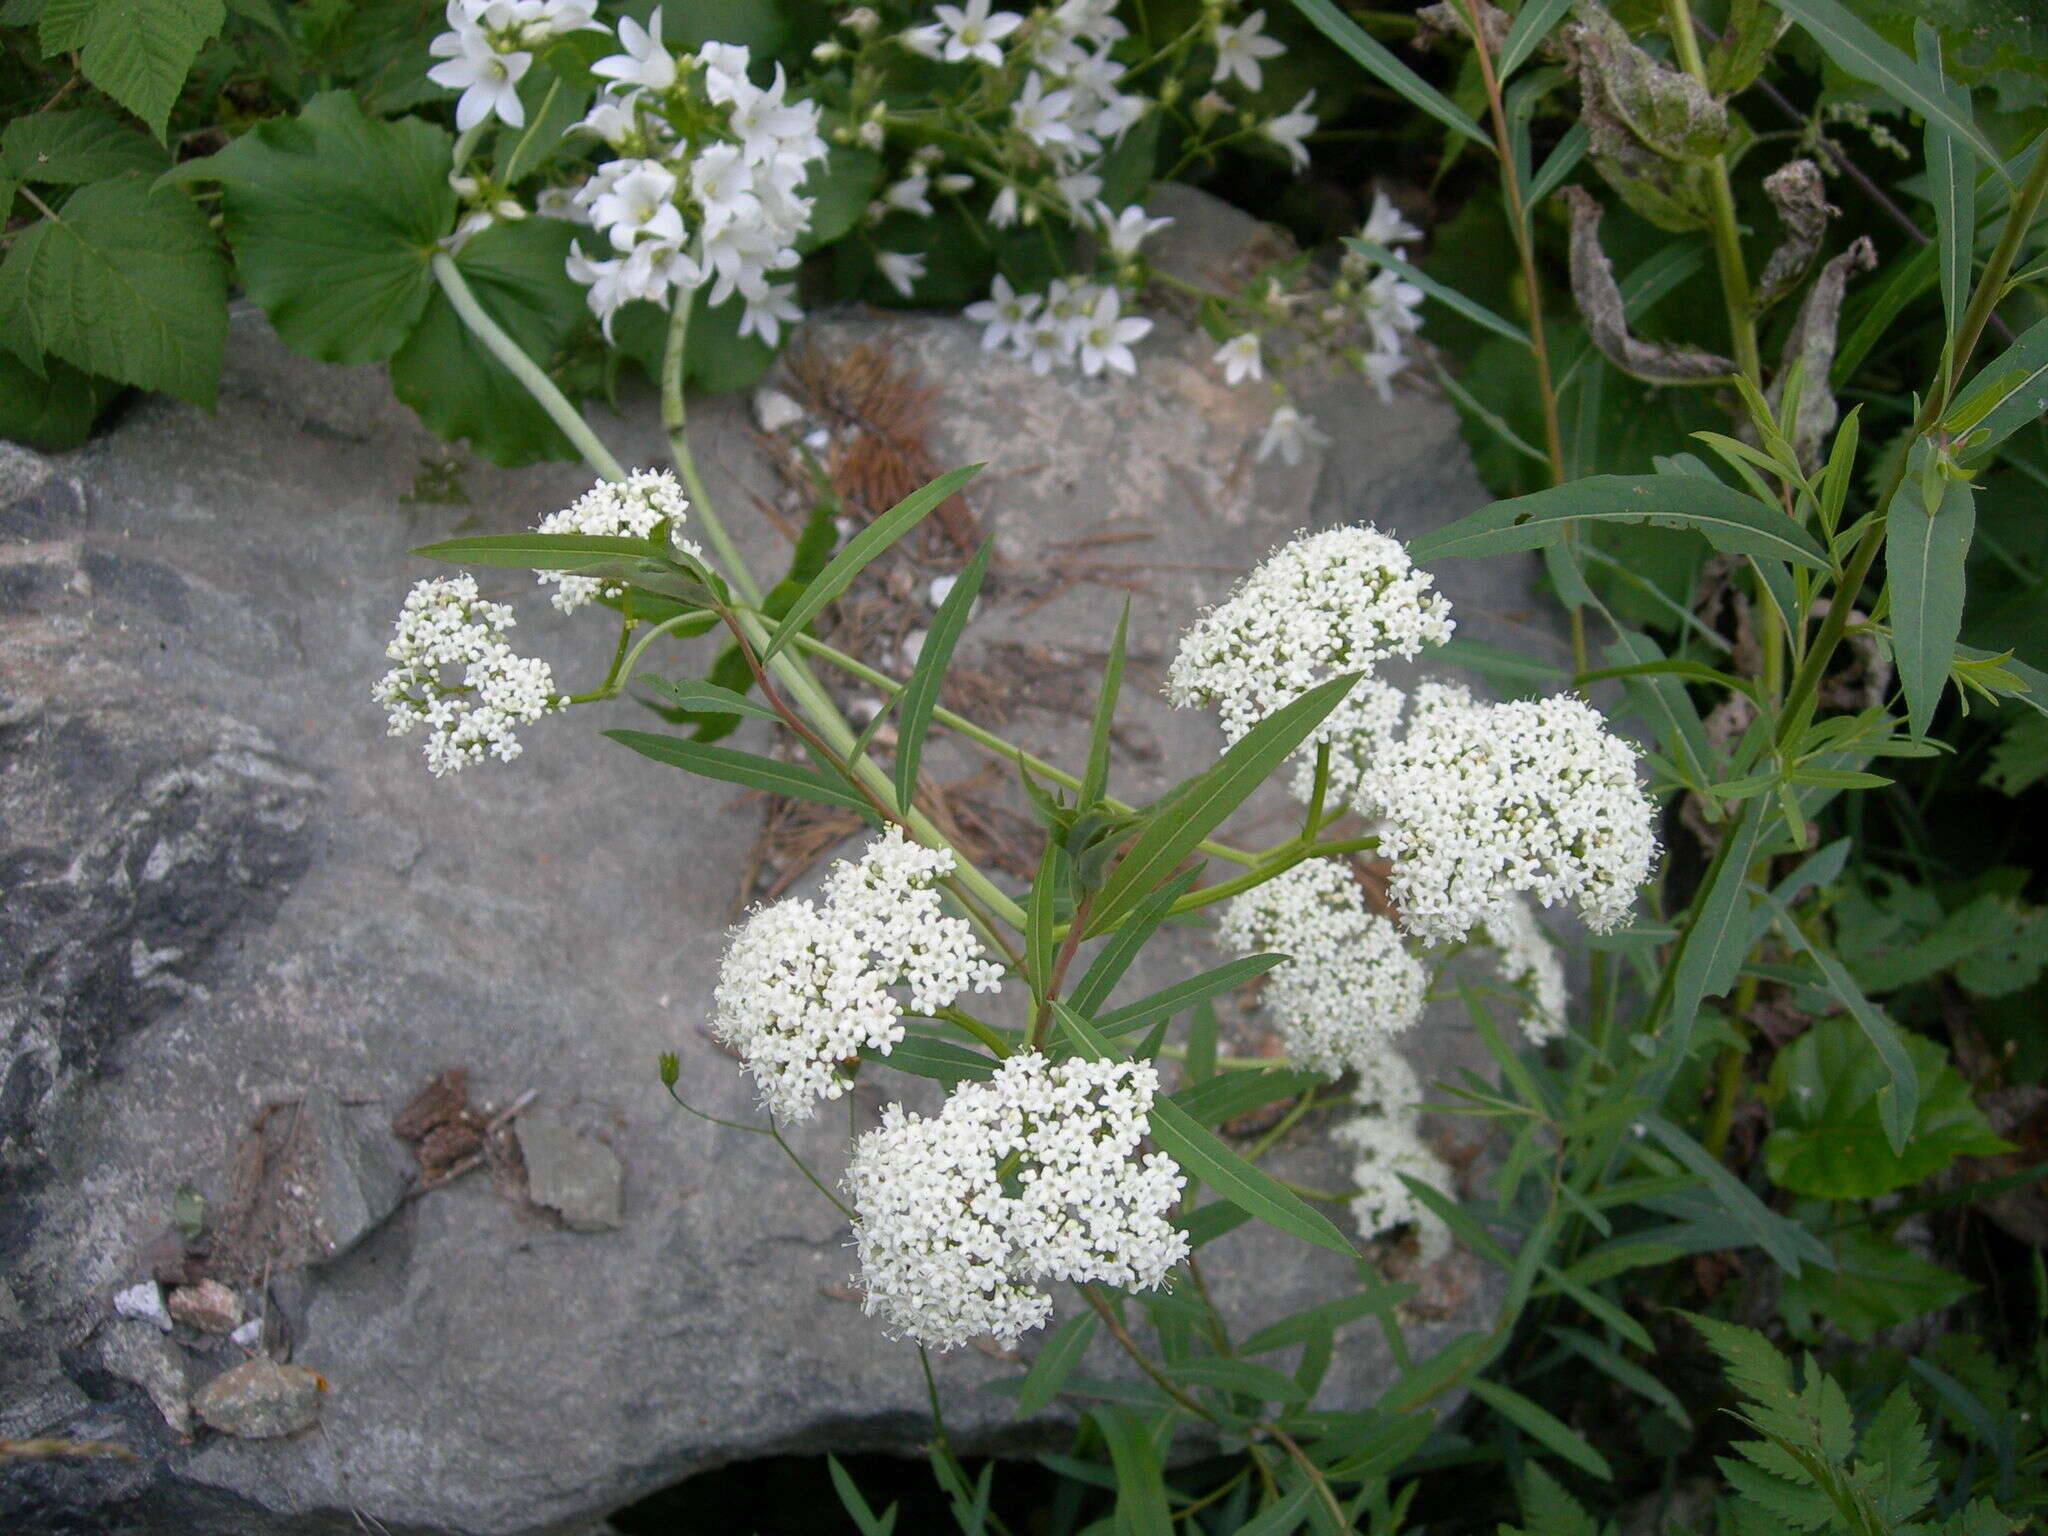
(1331, 1105), (1452, 1266)
(846, 1054), (1188, 1349)
(1364, 684), (1657, 942)
(713, 827), (1005, 1123)
(1473, 900), (1568, 1046)
(545, 10), (830, 342)
(533, 469), (705, 612)
(1216, 193), (1429, 463)
(427, 0), (602, 131)
(373, 576), (564, 777)
(964, 271), (1155, 377)
(1216, 858), (1426, 1078)
(1166, 526), (1454, 788)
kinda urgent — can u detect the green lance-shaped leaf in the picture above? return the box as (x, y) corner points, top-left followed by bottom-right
(1949, 316), (2048, 468)
(1081, 597), (1130, 812)
(1768, 0), (2002, 174)
(603, 731), (873, 814)
(39, 0), (225, 141)
(1350, 239), (1529, 347)
(1170, 1067), (1323, 1128)
(1280, 0), (1487, 148)
(1096, 953), (1287, 1039)
(1091, 1407), (1174, 1536)
(1470, 1378), (1614, 1480)
(1065, 869), (1200, 1017)
(857, 1035), (995, 1085)
(1053, 1002), (1354, 1257)
(1025, 839), (1068, 1000)
(1165, 1357), (1311, 1405)
(895, 535), (992, 813)
(1087, 673), (1359, 936)
(1238, 1286), (1416, 1356)
(1887, 438), (1976, 739)
(1010, 1311), (1097, 1418)
(639, 678), (781, 724)
(172, 92), (456, 366)
(410, 532), (677, 570)
(762, 465), (982, 662)
(1915, 23), (1976, 344)
(1411, 474), (1831, 570)
(0, 175), (225, 407)
(1639, 1115), (1833, 1274)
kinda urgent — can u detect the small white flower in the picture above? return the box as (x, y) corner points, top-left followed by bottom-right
(1358, 348), (1404, 403)
(532, 469), (702, 613)
(715, 827), (1005, 1123)
(899, 21), (948, 57)
(988, 185), (1021, 228)
(963, 273), (1042, 352)
(1211, 9), (1286, 92)
(878, 170), (934, 218)
(739, 282), (804, 347)
(1212, 332), (1263, 386)
(933, 0), (1024, 66)
(1361, 267), (1424, 355)
(1097, 202), (1172, 259)
(1474, 901), (1569, 1046)
(590, 161), (685, 250)
(1264, 90), (1317, 170)
(1012, 71), (1078, 150)
(1364, 684), (1657, 941)
(1218, 859), (1427, 1077)
(427, 28), (532, 131)
(1256, 402), (1328, 466)
(373, 576), (564, 776)
(877, 249), (926, 298)
(847, 1054), (1186, 1349)
(1075, 288), (1151, 377)
(592, 5), (677, 92)
(1360, 188), (1424, 250)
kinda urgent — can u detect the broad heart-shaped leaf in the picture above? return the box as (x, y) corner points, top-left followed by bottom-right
(40, 0), (224, 141)
(1778, 1225), (1973, 1344)
(390, 220), (587, 466)
(2, 109), (168, 184)
(183, 92), (454, 365)
(0, 176), (225, 406)
(1086, 673), (1359, 937)
(1764, 1015), (2011, 1200)
(1887, 439), (1975, 738)
(1410, 474), (1831, 572)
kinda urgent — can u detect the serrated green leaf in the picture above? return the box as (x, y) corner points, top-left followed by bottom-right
(1012, 1311), (1096, 1418)
(1087, 674), (1358, 936)
(1779, 1227), (1973, 1343)
(603, 730), (872, 814)
(40, 0), (224, 140)
(895, 535), (990, 813)
(182, 92), (454, 364)
(0, 176), (224, 406)
(1411, 474), (1831, 570)
(1, 109), (167, 184)
(1887, 438), (1975, 738)
(0, 349), (119, 449)
(763, 465), (982, 662)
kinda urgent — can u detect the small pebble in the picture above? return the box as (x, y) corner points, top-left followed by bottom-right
(229, 1319), (263, 1349)
(193, 1358), (324, 1439)
(168, 1279), (243, 1335)
(752, 386), (806, 434)
(113, 1281), (171, 1332)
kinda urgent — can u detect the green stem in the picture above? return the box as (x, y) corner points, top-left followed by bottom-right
(1663, 0), (1762, 382)
(789, 630), (1264, 868)
(431, 253), (625, 482)
(661, 286), (763, 608)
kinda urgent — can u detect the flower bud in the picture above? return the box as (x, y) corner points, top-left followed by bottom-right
(843, 6), (879, 35)
(857, 119), (885, 150)
(812, 40), (843, 61)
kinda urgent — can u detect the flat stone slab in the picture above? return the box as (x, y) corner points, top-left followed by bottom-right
(0, 192), (1559, 1535)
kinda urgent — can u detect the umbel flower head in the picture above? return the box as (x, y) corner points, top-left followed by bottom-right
(1216, 858), (1426, 1078)
(846, 1054), (1188, 1350)
(373, 576), (564, 777)
(534, 469), (703, 613)
(1166, 525), (1453, 780)
(1474, 899), (1568, 1046)
(713, 828), (1004, 1123)
(1364, 683), (1657, 942)
(1332, 1108), (1453, 1265)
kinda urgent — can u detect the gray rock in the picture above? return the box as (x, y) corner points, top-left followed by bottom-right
(191, 1359), (322, 1440)
(516, 1112), (623, 1233)
(0, 188), (1550, 1534)
(96, 1322), (192, 1438)
(113, 1284), (172, 1333)
(300, 1089), (411, 1264)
